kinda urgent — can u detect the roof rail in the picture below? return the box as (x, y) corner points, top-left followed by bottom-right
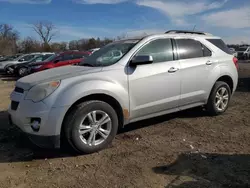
(165, 30), (207, 35)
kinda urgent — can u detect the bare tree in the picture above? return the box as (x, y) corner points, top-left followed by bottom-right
(0, 23), (19, 55)
(32, 21), (57, 44)
(0, 24), (19, 40)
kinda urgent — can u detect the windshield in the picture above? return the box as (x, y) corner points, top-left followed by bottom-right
(79, 40), (139, 67)
(44, 53), (59, 62)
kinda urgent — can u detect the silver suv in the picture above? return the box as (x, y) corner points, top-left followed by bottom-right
(8, 30), (239, 153)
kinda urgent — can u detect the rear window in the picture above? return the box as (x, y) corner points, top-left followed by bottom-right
(207, 39), (231, 54)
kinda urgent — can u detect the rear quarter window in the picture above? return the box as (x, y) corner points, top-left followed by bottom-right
(207, 39), (231, 54)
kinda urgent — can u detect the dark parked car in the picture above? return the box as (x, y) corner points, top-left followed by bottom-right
(6, 53), (54, 76)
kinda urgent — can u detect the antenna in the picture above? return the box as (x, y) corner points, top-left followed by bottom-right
(192, 25), (196, 31)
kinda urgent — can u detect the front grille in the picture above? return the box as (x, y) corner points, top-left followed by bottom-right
(14, 87), (24, 93)
(11, 101), (19, 111)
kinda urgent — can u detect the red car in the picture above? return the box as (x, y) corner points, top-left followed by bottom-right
(30, 51), (90, 73)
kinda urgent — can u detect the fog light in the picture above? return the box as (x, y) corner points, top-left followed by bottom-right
(30, 118), (41, 132)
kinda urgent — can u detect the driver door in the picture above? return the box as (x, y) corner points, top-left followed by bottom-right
(128, 38), (181, 120)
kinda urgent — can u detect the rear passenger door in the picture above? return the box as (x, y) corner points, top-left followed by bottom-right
(175, 38), (214, 109)
(128, 38), (181, 119)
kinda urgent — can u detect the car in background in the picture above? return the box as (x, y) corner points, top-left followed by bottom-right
(229, 48), (237, 57)
(6, 53), (54, 77)
(88, 48), (100, 55)
(236, 46), (250, 60)
(0, 53), (42, 71)
(30, 51), (90, 73)
(0, 54), (23, 62)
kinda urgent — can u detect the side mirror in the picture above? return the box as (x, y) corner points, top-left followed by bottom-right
(130, 55), (153, 66)
(18, 58), (25, 62)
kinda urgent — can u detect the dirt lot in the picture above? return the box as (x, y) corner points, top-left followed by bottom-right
(0, 62), (250, 188)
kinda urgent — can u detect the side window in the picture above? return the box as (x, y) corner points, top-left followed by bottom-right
(72, 54), (86, 59)
(43, 54), (52, 61)
(136, 38), (173, 63)
(61, 54), (72, 61)
(202, 44), (212, 57)
(206, 39), (231, 54)
(176, 39), (203, 60)
(23, 55), (34, 61)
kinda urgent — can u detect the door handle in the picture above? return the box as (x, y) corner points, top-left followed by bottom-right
(168, 67), (179, 73)
(206, 60), (213, 65)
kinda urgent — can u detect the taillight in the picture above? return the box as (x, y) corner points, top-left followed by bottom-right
(233, 57), (239, 70)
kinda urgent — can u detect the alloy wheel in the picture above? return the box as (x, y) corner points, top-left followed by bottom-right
(215, 87), (229, 111)
(78, 110), (112, 146)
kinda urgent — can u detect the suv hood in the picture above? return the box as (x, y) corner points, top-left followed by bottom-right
(16, 66), (102, 90)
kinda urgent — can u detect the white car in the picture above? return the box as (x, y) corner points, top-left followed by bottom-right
(0, 53), (43, 71)
(8, 30), (238, 153)
(236, 46), (250, 60)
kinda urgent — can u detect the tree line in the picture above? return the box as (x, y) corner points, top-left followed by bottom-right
(0, 21), (114, 55)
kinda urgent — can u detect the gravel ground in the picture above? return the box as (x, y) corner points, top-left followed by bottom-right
(0, 62), (249, 188)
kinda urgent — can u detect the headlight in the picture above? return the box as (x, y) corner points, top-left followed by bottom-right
(25, 80), (60, 102)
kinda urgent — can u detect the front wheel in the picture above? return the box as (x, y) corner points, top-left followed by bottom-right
(63, 100), (118, 154)
(206, 81), (231, 116)
(18, 67), (28, 77)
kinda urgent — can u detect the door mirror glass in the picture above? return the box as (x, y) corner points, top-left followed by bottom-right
(130, 55), (153, 66)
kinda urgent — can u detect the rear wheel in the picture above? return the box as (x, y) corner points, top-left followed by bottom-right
(63, 100), (118, 154)
(206, 81), (231, 116)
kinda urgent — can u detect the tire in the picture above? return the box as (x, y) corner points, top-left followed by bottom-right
(63, 100), (119, 154)
(18, 67), (28, 77)
(206, 81), (231, 116)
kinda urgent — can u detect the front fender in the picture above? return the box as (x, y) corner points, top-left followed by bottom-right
(51, 80), (129, 111)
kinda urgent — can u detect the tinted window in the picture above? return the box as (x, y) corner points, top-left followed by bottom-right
(176, 39), (203, 59)
(202, 44), (212, 57)
(136, 39), (173, 63)
(207, 39), (231, 54)
(72, 53), (87, 59)
(61, 54), (72, 61)
(42, 54), (53, 61)
(22, 55), (35, 61)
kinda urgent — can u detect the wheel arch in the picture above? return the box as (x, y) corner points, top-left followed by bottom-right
(60, 93), (125, 138)
(216, 75), (234, 93)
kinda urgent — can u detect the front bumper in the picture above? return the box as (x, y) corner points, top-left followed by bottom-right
(9, 114), (60, 148)
(8, 89), (69, 149)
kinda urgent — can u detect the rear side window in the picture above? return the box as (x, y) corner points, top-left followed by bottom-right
(61, 54), (72, 61)
(72, 53), (88, 59)
(202, 44), (212, 57)
(207, 39), (231, 54)
(136, 38), (173, 63)
(176, 39), (203, 59)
